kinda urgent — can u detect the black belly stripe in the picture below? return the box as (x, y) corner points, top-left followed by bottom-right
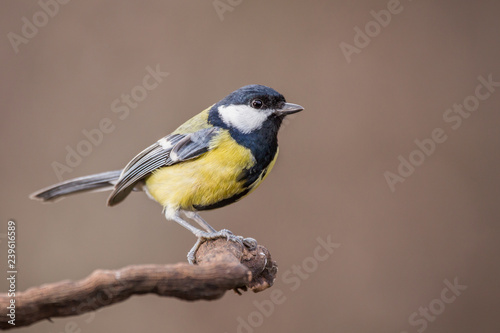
(193, 187), (251, 211)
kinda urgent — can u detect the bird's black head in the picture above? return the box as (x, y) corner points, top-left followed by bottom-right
(217, 84), (286, 112)
(208, 84), (303, 134)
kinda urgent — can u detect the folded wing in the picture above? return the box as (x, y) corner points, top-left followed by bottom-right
(107, 127), (219, 206)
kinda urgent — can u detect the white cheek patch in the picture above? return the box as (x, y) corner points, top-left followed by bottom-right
(218, 105), (272, 134)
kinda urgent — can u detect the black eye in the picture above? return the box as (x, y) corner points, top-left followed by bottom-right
(251, 99), (263, 109)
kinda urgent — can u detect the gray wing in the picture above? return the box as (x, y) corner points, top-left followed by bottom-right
(107, 127), (219, 206)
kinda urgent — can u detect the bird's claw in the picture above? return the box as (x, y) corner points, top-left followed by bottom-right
(240, 237), (257, 250)
(187, 230), (257, 264)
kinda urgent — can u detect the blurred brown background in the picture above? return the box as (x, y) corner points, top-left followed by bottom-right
(1, 0), (499, 332)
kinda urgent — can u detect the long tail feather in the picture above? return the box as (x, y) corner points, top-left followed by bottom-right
(30, 170), (123, 202)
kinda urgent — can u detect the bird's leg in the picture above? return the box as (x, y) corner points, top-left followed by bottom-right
(184, 211), (216, 233)
(170, 210), (257, 264)
(167, 210), (206, 236)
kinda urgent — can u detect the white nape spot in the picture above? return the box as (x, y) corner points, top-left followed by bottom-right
(218, 104), (272, 134)
(157, 137), (173, 150)
(115, 271), (121, 280)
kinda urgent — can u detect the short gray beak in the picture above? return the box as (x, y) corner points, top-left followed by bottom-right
(275, 102), (304, 116)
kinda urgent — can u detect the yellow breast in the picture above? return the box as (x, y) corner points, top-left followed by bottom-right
(145, 130), (257, 211)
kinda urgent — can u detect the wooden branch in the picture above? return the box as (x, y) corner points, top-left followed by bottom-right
(0, 238), (277, 330)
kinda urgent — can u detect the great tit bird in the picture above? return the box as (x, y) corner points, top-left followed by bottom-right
(31, 84), (303, 263)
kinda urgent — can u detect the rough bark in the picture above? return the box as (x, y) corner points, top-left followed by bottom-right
(0, 238), (277, 330)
